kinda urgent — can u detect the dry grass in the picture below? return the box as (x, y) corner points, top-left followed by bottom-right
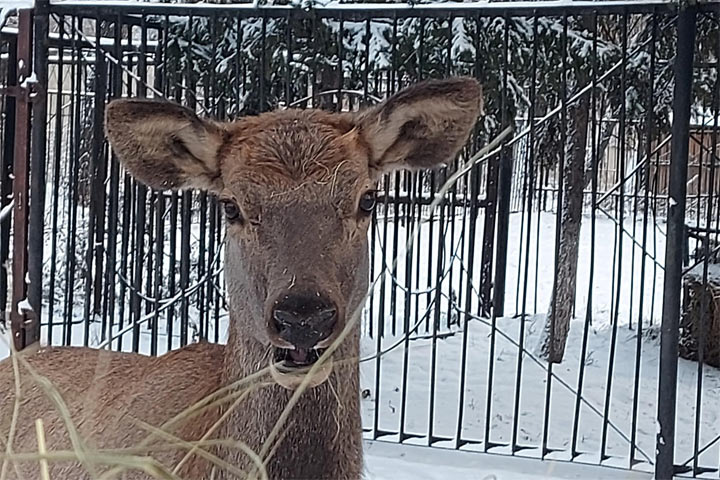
(34, 420), (50, 480)
(0, 125), (512, 479)
(0, 340), (269, 479)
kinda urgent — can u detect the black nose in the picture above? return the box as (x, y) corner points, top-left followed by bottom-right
(271, 293), (338, 349)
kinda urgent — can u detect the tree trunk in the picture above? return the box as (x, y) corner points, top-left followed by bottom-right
(584, 113), (614, 189)
(537, 93), (591, 363)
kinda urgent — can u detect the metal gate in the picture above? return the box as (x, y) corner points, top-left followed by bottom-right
(5, 3), (508, 353)
(3, 2), (720, 479)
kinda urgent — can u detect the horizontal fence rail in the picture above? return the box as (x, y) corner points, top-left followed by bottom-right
(1, 1), (720, 478)
(46, 0), (704, 16)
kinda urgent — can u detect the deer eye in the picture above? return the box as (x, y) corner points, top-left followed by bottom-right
(222, 200), (244, 224)
(358, 191), (377, 215)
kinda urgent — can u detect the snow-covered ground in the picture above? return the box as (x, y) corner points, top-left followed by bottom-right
(358, 314), (718, 472)
(2, 211), (719, 478)
(363, 441), (652, 479)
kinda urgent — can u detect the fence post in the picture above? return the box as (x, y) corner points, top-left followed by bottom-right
(493, 146), (513, 318)
(655, 5), (697, 479)
(492, 12), (512, 318)
(27, 0), (50, 340)
(9, 9), (34, 351)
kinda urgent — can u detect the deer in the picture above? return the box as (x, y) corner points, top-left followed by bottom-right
(0, 76), (482, 479)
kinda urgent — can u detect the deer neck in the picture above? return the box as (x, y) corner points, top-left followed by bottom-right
(219, 310), (363, 480)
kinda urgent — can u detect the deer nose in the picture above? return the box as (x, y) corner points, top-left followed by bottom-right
(271, 293), (338, 349)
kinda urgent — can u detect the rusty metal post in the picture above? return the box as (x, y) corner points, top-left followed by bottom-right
(0, 36), (18, 323)
(10, 9), (34, 351)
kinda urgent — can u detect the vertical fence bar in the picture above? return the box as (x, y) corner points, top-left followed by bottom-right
(655, 6), (697, 479)
(479, 143), (497, 318)
(455, 13), (483, 451)
(28, 0), (50, 335)
(714, 12), (720, 477)
(630, 11), (657, 468)
(493, 12), (512, 318)
(91, 16), (108, 319)
(571, 9), (598, 459)
(398, 15), (421, 438)
(132, 18), (149, 352)
(167, 20), (182, 353)
(104, 13), (122, 348)
(83, 13), (106, 343)
(180, 14), (195, 347)
(372, 14), (387, 439)
(600, 10), (628, 462)
(513, 12), (539, 455)
(63, 14), (80, 346)
(48, 15), (66, 344)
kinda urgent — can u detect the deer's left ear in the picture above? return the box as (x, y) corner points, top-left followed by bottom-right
(355, 77), (482, 178)
(105, 98), (227, 192)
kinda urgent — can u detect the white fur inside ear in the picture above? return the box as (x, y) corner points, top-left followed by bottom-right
(359, 81), (481, 175)
(175, 122), (225, 168)
(372, 97), (462, 157)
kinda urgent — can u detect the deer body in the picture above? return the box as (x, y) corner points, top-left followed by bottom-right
(0, 78), (481, 479)
(0, 340), (360, 479)
(0, 344), (224, 479)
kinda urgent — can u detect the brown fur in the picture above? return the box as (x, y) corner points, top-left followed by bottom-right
(0, 344), (224, 479)
(0, 77), (482, 479)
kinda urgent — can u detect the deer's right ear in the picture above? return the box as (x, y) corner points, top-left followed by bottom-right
(105, 99), (227, 192)
(354, 77), (482, 179)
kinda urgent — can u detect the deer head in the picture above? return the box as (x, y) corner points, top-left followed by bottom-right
(105, 77), (482, 390)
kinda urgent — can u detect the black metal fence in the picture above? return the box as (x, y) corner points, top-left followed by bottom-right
(2, 1), (720, 479)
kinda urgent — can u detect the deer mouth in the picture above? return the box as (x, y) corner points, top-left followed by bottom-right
(274, 347), (324, 367)
(269, 347), (333, 390)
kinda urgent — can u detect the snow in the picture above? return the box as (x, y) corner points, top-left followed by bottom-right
(19, 72), (37, 89)
(339, 20), (392, 72)
(691, 108), (720, 129)
(685, 262), (720, 284)
(358, 312), (713, 470)
(0, 0), (32, 6)
(0, 199), (13, 223)
(451, 17), (475, 61)
(363, 441), (651, 480)
(16, 297), (31, 314)
(0, 0), (32, 31)
(45, 1), (678, 13)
